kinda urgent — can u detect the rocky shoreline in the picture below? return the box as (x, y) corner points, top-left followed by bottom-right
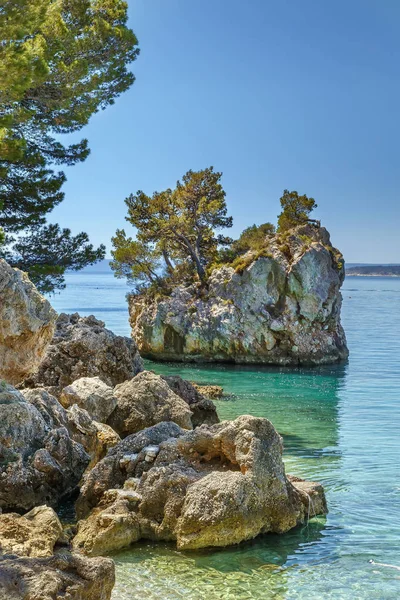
(0, 258), (328, 599)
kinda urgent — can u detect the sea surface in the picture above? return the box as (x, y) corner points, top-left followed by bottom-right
(48, 270), (400, 599)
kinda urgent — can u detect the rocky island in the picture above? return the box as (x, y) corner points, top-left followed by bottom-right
(129, 224), (348, 365)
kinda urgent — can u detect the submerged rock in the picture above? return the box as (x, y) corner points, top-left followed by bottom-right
(0, 552), (115, 600)
(0, 259), (57, 385)
(0, 506), (63, 558)
(74, 416), (327, 554)
(191, 383), (224, 399)
(0, 385), (89, 512)
(24, 313), (143, 395)
(129, 225), (348, 366)
(107, 371), (193, 438)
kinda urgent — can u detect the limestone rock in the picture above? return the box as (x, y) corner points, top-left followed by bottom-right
(74, 416), (327, 554)
(0, 552), (115, 600)
(23, 388), (120, 471)
(129, 225), (348, 366)
(0, 259), (57, 385)
(107, 371), (193, 438)
(0, 506), (63, 557)
(24, 313), (143, 395)
(0, 385), (89, 512)
(60, 377), (117, 423)
(162, 375), (219, 426)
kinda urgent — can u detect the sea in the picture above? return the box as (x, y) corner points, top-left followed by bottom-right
(48, 267), (400, 600)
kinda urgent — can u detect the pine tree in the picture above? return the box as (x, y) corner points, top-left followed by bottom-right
(0, 0), (139, 292)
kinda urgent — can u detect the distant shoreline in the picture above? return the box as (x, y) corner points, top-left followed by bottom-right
(346, 273), (400, 277)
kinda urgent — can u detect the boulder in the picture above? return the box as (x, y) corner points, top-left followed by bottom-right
(107, 371), (193, 438)
(0, 385), (89, 512)
(0, 259), (57, 385)
(129, 225), (348, 366)
(60, 377), (117, 423)
(162, 375), (219, 426)
(0, 552), (115, 600)
(74, 416), (327, 554)
(23, 388), (120, 471)
(0, 506), (62, 558)
(24, 313), (143, 395)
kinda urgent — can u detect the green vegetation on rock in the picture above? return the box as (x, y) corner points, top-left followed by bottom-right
(113, 168), (324, 295)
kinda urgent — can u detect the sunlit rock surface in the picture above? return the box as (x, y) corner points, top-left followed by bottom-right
(74, 416), (327, 554)
(0, 259), (57, 385)
(24, 313), (143, 395)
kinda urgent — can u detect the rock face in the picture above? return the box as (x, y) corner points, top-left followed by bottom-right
(129, 225), (348, 365)
(74, 417), (327, 554)
(0, 552), (115, 600)
(107, 371), (193, 438)
(0, 506), (63, 558)
(0, 259), (57, 385)
(60, 377), (117, 423)
(24, 313), (143, 395)
(0, 385), (89, 512)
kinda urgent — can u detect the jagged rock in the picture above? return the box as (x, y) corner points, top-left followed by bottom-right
(23, 388), (120, 471)
(0, 259), (57, 385)
(0, 552), (115, 600)
(67, 405), (120, 470)
(60, 377), (117, 423)
(191, 383), (224, 399)
(0, 385), (89, 512)
(0, 506), (63, 557)
(75, 422), (183, 519)
(24, 313), (143, 395)
(74, 417), (327, 554)
(162, 375), (219, 426)
(107, 371), (193, 438)
(129, 225), (348, 366)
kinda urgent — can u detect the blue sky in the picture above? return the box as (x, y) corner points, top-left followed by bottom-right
(51, 0), (399, 263)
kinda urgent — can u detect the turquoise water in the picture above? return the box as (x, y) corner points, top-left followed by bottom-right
(49, 273), (400, 599)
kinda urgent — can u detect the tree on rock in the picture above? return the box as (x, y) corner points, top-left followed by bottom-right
(277, 190), (317, 232)
(112, 167), (233, 290)
(0, 0), (139, 292)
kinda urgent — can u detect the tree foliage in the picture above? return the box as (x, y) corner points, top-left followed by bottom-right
(0, 0), (139, 291)
(111, 167), (233, 290)
(277, 190), (317, 232)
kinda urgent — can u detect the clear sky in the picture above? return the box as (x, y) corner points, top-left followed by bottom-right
(51, 0), (400, 263)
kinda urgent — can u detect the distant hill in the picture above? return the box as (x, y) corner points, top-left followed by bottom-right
(346, 265), (400, 277)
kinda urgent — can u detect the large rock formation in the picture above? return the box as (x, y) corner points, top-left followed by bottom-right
(74, 417), (327, 554)
(0, 506), (63, 558)
(0, 553), (115, 600)
(0, 259), (57, 385)
(0, 385), (89, 512)
(24, 313), (143, 395)
(129, 225), (348, 365)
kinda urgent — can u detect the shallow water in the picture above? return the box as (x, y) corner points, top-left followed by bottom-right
(49, 274), (400, 599)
